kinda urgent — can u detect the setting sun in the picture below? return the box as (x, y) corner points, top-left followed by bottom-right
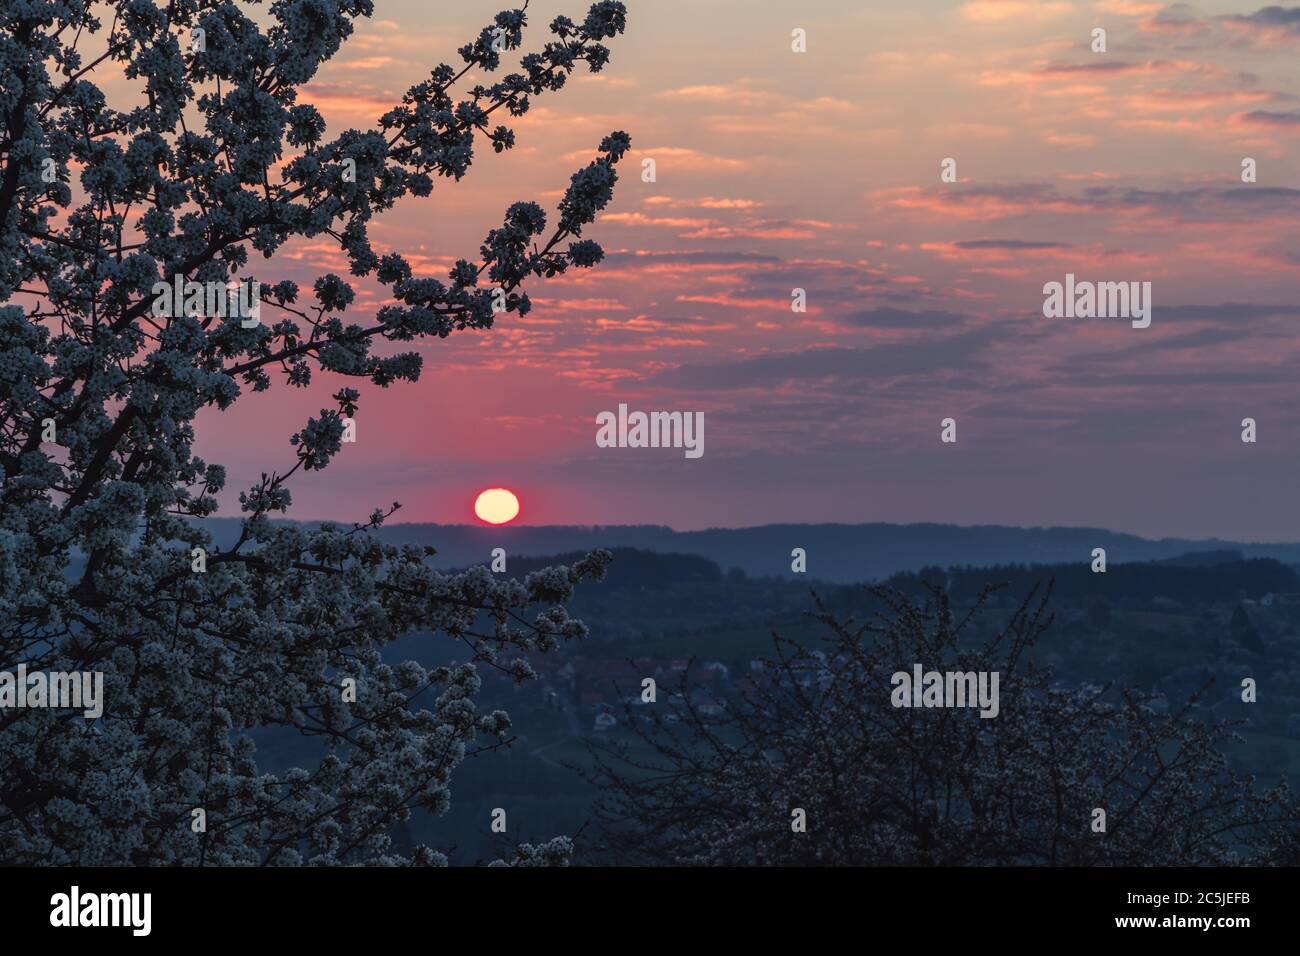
(473, 488), (520, 525)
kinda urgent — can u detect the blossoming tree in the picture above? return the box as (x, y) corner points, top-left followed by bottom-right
(0, 0), (629, 865)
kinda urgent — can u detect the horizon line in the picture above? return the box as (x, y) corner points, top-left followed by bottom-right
(191, 516), (1300, 546)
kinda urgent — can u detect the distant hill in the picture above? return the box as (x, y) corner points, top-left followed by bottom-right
(191, 518), (1300, 584)
(1155, 549), (1245, 567)
(503, 548), (724, 588)
(887, 556), (1299, 605)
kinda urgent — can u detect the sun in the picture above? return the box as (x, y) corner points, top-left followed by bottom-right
(474, 488), (520, 525)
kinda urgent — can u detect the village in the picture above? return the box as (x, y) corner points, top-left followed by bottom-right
(476, 648), (840, 734)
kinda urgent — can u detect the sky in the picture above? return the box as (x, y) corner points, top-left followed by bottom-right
(188, 0), (1300, 539)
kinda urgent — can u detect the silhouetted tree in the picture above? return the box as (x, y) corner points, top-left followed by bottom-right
(586, 584), (1300, 865)
(0, 0), (629, 864)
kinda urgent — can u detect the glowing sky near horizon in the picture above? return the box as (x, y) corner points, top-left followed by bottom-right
(188, 0), (1300, 540)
